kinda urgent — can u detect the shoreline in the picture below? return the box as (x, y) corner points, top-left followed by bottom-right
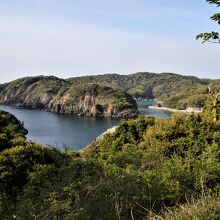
(80, 125), (118, 152)
(0, 104), (138, 119)
(95, 126), (118, 140)
(148, 106), (203, 114)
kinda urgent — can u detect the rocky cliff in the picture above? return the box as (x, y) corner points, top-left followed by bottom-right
(0, 76), (138, 118)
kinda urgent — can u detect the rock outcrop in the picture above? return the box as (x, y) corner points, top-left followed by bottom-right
(0, 76), (138, 118)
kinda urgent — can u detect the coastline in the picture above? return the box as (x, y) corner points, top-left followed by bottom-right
(95, 126), (118, 140)
(148, 106), (203, 114)
(0, 103), (138, 119)
(80, 125), (118, 152)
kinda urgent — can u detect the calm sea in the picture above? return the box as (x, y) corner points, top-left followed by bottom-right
(0, 100), (171, 151)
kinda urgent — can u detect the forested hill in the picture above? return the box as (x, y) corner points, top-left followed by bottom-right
(0, 110), (28, 151)
(67, 72), (211, 98)
(0, 76), (138, 118)
(1, 72), (219, 111)
(67, 72), (220, 109)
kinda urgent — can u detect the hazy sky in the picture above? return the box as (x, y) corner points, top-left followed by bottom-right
(0, 0), (219, 83)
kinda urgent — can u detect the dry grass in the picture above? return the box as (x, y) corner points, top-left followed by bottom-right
(148, 196), (220, 220)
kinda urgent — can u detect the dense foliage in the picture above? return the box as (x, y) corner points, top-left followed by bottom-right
(0, 76), (137, 117)
(0, 109), (219, 219)
(68, 72), (219, 109)
(0, 110), (27, 151)
(162, 81), (220, 109)
(69, 72), (220, 109)
(1, 73), (219, 110)
(68, 72), (211, 104)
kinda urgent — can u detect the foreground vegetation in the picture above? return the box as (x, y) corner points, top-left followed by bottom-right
(0, 104), (219, 219)
(157, 196), (220, 220)
(0, 110), (27, 151)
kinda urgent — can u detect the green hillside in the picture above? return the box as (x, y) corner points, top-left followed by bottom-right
(0, 107), (219, 219)
(163, 80), (220, 109)
(0, 110), (28, 151)
(0, 76), (137, 117)
(67, 72), (212, 104)
(0, 72), (219, 121)
(1, 73), (219, 111)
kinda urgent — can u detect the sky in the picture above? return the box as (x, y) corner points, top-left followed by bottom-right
(0, 0), (219, 83)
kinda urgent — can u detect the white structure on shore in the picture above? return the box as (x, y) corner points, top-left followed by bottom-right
(148, 106), (203, 114)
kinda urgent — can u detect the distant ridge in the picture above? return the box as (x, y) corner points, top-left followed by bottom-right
(67, 72), (218, 109)
(0, 72), (219, 110)
(0, 75), (138, 118)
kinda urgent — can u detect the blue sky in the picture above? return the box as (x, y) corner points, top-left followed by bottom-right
(0, 0), (219, 83)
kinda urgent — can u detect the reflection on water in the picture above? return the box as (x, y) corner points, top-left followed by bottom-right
(0, 105), (120, 151)
(0, 101), (171, 150)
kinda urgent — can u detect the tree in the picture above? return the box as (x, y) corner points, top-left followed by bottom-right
(196, 0), (220, 43)
(208, 86), (220, 121)
(196, 1), (220, 121)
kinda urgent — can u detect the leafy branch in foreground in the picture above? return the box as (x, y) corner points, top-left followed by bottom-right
(196, 0), (220, 43)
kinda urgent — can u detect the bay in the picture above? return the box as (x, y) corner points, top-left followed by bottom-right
(0, 101), (171, 151)
(137, 100), (172, 118)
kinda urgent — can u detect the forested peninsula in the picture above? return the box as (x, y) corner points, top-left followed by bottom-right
(0, 72), (219, 116)
(0, 76), (138, 118)
(67, 72), (219, 109)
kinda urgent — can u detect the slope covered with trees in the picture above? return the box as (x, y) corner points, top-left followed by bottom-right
(0, 76), (138, 118)
(68, 72), (211, 100)
(68, 72), (219, 109)
(0, 110), (28, 151)
(0, 107), (219, 219)
(1, 73), (219, 111)
(161, 80), (220, 109)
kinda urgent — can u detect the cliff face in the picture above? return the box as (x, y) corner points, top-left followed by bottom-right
(0, 76), (138, 118)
